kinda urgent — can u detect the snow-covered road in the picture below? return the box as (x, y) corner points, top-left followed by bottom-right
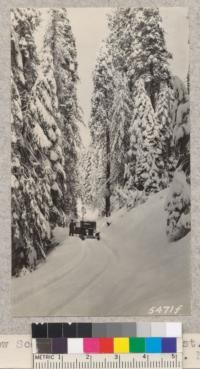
(12, 190), (190, 316)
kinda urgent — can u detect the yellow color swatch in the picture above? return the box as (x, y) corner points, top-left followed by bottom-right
(114, 337), (129, 353)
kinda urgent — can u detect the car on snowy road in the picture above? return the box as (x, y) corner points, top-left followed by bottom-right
(74, 221), (100, 241)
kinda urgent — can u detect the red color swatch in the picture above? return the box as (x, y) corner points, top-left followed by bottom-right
(99, 338), (114, 353)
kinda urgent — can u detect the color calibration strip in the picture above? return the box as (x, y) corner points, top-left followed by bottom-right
(32, 322), (182, 338)
(32, 336), (182, 354)
(6, 332), (200, 369)
(32, 322), (182, 355)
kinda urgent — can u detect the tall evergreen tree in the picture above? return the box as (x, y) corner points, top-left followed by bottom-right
(11, 9), (40, 111)
(165, 79), (190, 241)
(155, 82), (176, 181)
(129, 78), (167, 193)
(89, 48), (114, 216)
(11, 9), (53, 275)
(44, 9), (81, 218)
(110, 72), (133, 186)
(81, 149), (94, 206)
(108, 8), (172, 98)
(29, 40), (67, 227)
(107, 8), (137, 76)
(129, 8), (172, 108)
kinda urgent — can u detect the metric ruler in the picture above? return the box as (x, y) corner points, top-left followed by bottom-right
(32, 322), (183, 369)
(33, 353), (183, 369)
(2, 334), (200, 368)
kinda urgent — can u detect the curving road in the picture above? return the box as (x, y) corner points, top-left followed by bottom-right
(12, 190), (190, 316)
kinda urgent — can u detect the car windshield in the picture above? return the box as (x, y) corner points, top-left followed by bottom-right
(81, 221), (96, 228)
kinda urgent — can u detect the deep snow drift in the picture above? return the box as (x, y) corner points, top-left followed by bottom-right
(12, 190), (190, 316)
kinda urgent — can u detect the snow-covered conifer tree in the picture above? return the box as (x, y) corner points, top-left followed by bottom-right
(11, 9), (40, 110)
(107, 8), (137, 75)
(78, 147), (94, 207)
(155, 82), (176, 181)
(11, 72), (27, 275)
(129, 8), (172, 108)
(129, 78), (167, 193)
(11, 9), (53, 275)
(110, 72), (133, 186)
(89, 47), (114, 216)
(108, 8), (172, 101)
(165, 80), (190, 241)
(28, 43), (67, 228)
(44, 9), (81, 218)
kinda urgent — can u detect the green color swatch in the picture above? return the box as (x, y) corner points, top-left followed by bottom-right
(129, 337), (145, 353)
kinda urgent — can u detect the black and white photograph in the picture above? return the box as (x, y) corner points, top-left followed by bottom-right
(11, 7), (190, 316)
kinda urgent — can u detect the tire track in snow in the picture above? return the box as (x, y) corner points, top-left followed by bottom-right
(13, 238), (87, 305)
(66, 234), (124, 315)
(48, 238), (116, 315)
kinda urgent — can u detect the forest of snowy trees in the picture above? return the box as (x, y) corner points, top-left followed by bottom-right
(11, 9), (81, 275)
(11, 8), (190, 276)
(80, 9), (190, 239)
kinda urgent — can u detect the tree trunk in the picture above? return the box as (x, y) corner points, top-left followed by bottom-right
(105, 125), (111, 217)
